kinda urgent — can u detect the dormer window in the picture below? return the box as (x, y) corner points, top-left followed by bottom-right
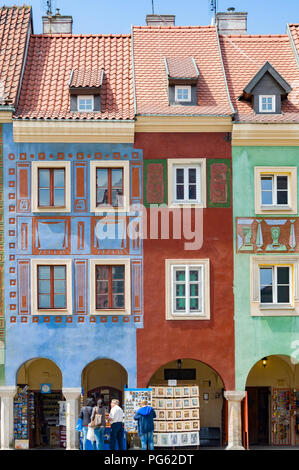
(175, 86), (191, 103)
(240, 61), (292, 115)
(259, 95), (275, 113)
(165, 57), (199, 106)
(78, 95), (94, 112)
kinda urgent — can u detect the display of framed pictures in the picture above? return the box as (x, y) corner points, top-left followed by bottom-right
(124, 388), (152, 432)
(151, 385), (200, 447)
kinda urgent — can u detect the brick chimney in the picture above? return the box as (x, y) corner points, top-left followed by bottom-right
(146, 14), (175, 26)
(42, 9), (73, 34)
(216, 8), (247, 35)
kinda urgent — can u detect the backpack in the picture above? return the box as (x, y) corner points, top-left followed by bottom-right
(89, 407), (102, 428)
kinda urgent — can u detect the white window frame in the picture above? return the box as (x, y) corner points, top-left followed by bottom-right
(166, 259), (210, 320)
(175, 86), (191, 103)
(259, 265), (292, 306)
(89, 258), (131, 315)
(168, 158), (206, 208)
(250, 255), (299, 316)
(90, 160), (130, 213)
(31, 259), (72, 316)
(259, 95), (275, 113)
(32, 161), (71, 213)
(77, 95), (94, 112)
(254, 166), (297, 215)
(260, 174), (289, 207)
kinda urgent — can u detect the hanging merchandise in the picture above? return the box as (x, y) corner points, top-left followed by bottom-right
(124, 388), (153, 433)
(272, 388), (291, 446)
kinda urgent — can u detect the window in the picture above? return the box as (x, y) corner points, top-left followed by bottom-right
(96, 265), (125, 309)
(38, 168), (65, 208)
(31, 259), (72, 315)
(89, 259), (131, 315)
(166, 259), (210, 320)
(260, 266), (290, 305)
(78, 95), (94, 112)
(259, 95), (275, 113)
(250, 256), (299, 316)
(38, 265), (66, 309)
(32, 162), (71, 213)
(254, 167), (297, 215)
(96, 168), (123, 208)
(175, 86), (191, 102)
(261, 175), (288, 207)
(90, 161), (130, 213)
(167, 159), (206, 208)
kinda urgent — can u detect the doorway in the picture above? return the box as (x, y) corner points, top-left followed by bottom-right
(246, 386), (269, 445)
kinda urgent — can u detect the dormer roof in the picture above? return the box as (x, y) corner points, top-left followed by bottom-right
(242, 61), (292, 98)
(165, 57), (199, 84)
(69, 68), (104, 91)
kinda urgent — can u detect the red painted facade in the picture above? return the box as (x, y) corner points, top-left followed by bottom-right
(135, 132), (234, 390)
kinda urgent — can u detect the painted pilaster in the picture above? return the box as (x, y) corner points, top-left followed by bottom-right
(0, 386), (17, 449)
(224, 391), (246, 450)
(63, 387), (81, 450)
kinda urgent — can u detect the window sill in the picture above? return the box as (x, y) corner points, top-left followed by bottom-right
(33, 310), (70, 316)
(92, 310), (129, 316)
(259, 304), (294, 310)
(167, 314), (209, 321)
(169, 201), (205, 209)
(260, 205), (291, 211)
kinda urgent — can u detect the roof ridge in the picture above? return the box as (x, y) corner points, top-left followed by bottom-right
(31, 33), (131, 38)
(132, 25), (215, 30)
(223, 33), (288, 39)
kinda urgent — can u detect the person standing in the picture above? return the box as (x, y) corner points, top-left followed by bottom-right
(109, 399), (124, 450)
(79, 397), (95, 450)
(134, 400), (156, 450)
(91, 398), (106, 450)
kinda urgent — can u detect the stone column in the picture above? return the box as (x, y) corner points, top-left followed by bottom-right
(224, 390), (246, 450)
(63, 387), (81, 450)
(0, 386), (17, 450)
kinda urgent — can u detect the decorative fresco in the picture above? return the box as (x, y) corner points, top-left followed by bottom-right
(207, 159), (231, 208)
(143, 159), (167, 207)
(236, 217), (299, 253)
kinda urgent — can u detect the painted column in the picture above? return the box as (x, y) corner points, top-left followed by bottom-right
(224, 391), (246, 450)
(63, 387), (81, 450)
(0, 386), (17, 449)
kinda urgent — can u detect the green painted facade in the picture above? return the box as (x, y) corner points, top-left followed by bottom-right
(233, 146), (299, 390)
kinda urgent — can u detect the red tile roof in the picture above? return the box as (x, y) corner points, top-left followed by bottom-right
(69, 68), (103, 89)
(166, 57), (199, 79)
(220, 33), (299, 123)
(15, 34), (134, 120)
(0, 6), (31, 107)
(289, 24), (299, 53)
(132, 26), (233, 116)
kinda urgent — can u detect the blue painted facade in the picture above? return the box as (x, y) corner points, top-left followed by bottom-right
(3, 123), (143, 388)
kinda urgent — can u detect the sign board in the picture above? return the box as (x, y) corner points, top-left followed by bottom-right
(41, 383), (51, 394)
(168, 380), (177, 386)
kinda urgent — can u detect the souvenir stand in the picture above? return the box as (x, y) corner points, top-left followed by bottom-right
(152, 385), (200, 448)
(124, 387), (152, 449)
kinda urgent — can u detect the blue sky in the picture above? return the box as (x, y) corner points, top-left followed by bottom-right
(2, 0), (299, 35)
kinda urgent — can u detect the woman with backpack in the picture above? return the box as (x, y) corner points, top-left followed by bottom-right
(90, 398), (106, 450)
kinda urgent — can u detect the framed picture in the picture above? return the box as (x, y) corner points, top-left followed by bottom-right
(157, 387), (165, 397)
(157, 399), (165, 409)
(183, 387), (190, 397)
(184, 421), (192, 431)
(191, 409), (199, 419)
(153, 434), (158, 446)
(151, 387), (157, 397)
(191, 386), (199, 397)
(165, 399), (173, 409)
(183, 398), (191, 408)
(167, 410), (174, 420)
(190, 432), (199, 446)
(174, 387), (182, 397)
(160, 433), (169, 446)
(165, 387), (174, 398)
(180, 433), (189, 446)
(152, 399), (157, 409)
(157, 410), (166, 420)
(183, 409), (190, 419)
(191, 397), (199, 408)
(192, 421), (200, 430)
(175, 410), (182, 420)
(174, 399), (182, 409)
(158, 421), (167, 432)
(170, 433), (179, 446)
(167, 421), (175, 432)
(175, 421), (183, 432)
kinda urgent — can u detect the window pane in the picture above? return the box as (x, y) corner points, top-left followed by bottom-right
(190, 298), (199, 310)
(188, 169), (196, 184)
(54, 280), (66, 294)
(112, 294), (124, 308)
(39, 169), (50, 188)
(97, 189), (108, 205)
(176, 298), (186, 310)
(189, 184), (196, 200)
(112, 280), (124, 294)
(260, 267), (273, 303)
(38, 280), (50, 294)
(112, 266), (124, 280)
(176, 169), (184, 184)
(277, 267), (289, 285)
(39, 189), (50, 206)
(277, 190), (288, 205)
(97, 169), (108, 188)
(277, 286), (289, 303)
(53, 169), (65, 187)
(96, 266), (109, 280)
(190, 284), (198, 297)
(176, 185), (184, 200)
(96, 295), (109, 309)
(54, 266), (65, 279)
(260, 286), (273, 303)
(38, 266), (50, 280)
(261, 177), (273, 191)
(38, 295), (51, 309)
(176, 284), (185, 297)
(261, 190), (273, 205)
(53, 189), (65, 206)
(97, 281), (108, 294)
(175, 270), (185, 282)
(111, 169), (123, 188)
(190, 270), (199, 281)
(277, 176), (288, 190)
(54, 294), (66, 309)
(112, 189), (123, 207)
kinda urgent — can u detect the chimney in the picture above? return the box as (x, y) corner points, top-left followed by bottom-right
(42, 9), (73, 34)
(146, 14), (175, 26)
(216, 8), (247, 35)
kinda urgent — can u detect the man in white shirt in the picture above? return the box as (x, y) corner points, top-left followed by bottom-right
(109, 399), (124, 450)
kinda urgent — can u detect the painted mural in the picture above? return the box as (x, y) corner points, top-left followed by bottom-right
(3, 124), (143, 388)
